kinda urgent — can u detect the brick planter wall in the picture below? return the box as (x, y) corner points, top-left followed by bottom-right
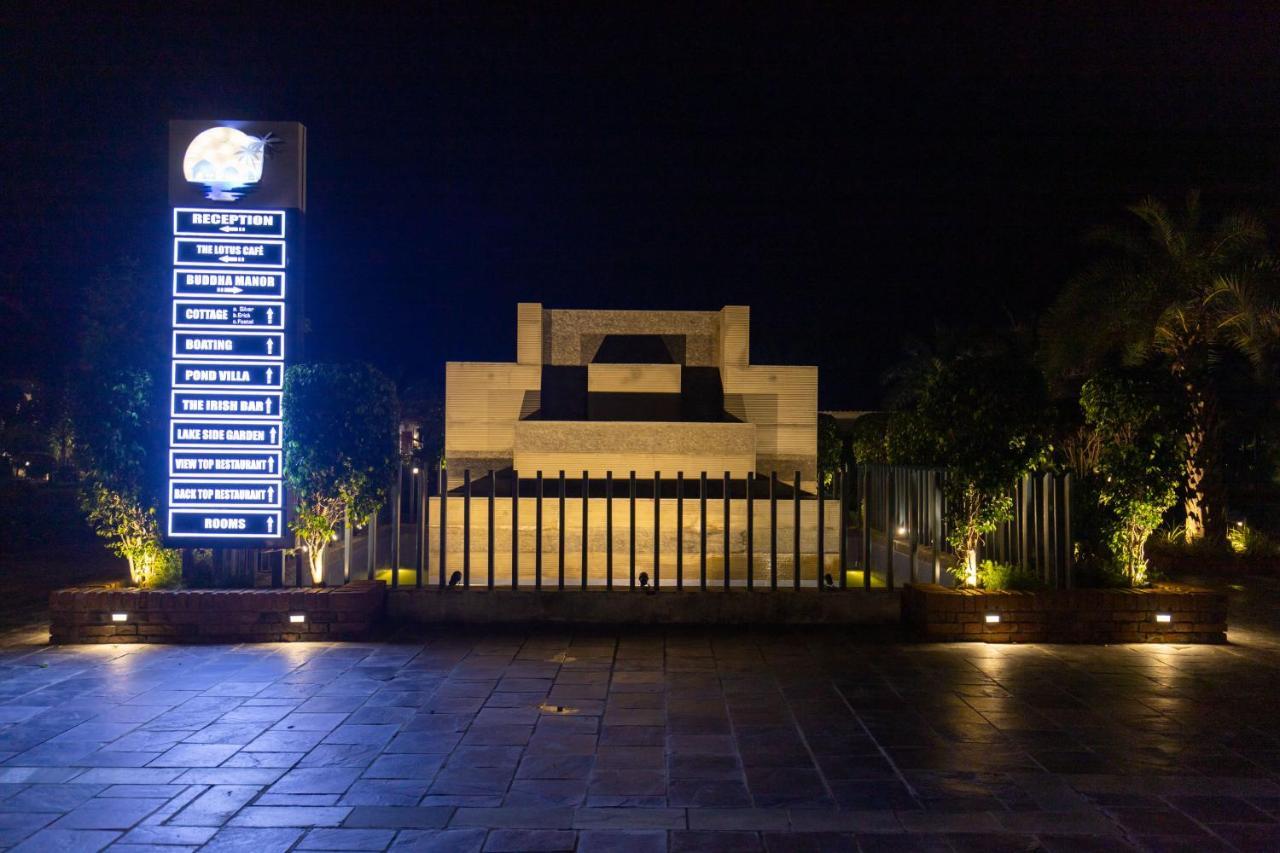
(902, 582), (1226, 643)
(50, 581), (386, 644)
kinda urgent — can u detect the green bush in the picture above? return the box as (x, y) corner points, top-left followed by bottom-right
(1228, 523), (1278, 557)
(974, 559), (1045, 591)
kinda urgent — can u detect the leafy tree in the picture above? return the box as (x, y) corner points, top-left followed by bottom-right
(73, 260), (177, 586)
(283, 363), (399, 584)
(900, 350), (1049, 584)
(1080, 371), (1183, 585)
(1041, 192), (1277, 544)
(848, 412), (892, 465)
(816, 413), (842, 489)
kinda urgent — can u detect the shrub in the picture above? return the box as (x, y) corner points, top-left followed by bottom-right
(1228, 523), (1278, 557)
(971, 559), (1044, 591)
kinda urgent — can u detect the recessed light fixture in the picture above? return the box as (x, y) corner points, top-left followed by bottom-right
(896, 526), (908, 536)
(985, 613), (1001, 624)
(1155, 613), (1172, 623)
(111, 613), (128, 622)
(289, 613), (306, 624)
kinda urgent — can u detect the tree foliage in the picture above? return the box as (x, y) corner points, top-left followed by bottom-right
(1041, 192), (1278, 543)
(73, 259), (177, 586)
(283, 363), (399, 584)
(1080, 370), (1183, 585)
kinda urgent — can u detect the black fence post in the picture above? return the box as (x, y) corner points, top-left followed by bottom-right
(438, 468), (447, 588)
(535, 471), (543, 591)
(722, 471), (731, 590)
(488, 470), (495, 590)
(931, 470), (942, 584)
(793, 471), (801, 590)
(653, 471), (661, 589)
(839, 467), (848, 590)
(462, 469), (471, 588)
(746, 472), (754, 591)
(1063, 472), (1073, 589)
(511, 469), (519, 589)
(676, 472), (684, 590)
(817, 473), (825, 592)
(769, 471), (778, 591)
(581, 470), (589, 590)
(606, 471), (614, 590)
(558, 471), (566, 591)
(367, 503), (377, 581)
(884, 469), (895, 591)
(699, 472), (707, 590)
(344, 503), (352, 584)
(629, 471), (637, 589)
(391, 461), (401, 589)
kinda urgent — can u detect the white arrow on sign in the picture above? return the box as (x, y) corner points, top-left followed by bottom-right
(266, 307), (274, 324)
(265, 398), (273, 414)
(218, 255), (242, 263)
(268, 457), (275, 473)
(266, 367), (274, 384)
(268, 486), (275, 502)
(267, 516), (275, 533)
(218, 225), (244, 232)
(269, 426), (278, 443)
(266, 339), (274, 355)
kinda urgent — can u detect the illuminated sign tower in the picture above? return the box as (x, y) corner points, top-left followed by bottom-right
(166, 120), (306, 545)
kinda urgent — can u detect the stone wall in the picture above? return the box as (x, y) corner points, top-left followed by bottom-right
(901, 582), (1227, 643)
(50, 581), (386, 644)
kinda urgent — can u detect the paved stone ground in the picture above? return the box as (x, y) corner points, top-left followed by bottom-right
(2, 627), (1280, 852)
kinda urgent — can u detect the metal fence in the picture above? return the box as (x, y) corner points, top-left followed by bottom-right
(325, 468), (854, 591)
(300, 464), (1073, 591)
(857, 464), (1074, 588)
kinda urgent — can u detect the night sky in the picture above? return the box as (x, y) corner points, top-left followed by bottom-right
(6, 3), (1280, 408)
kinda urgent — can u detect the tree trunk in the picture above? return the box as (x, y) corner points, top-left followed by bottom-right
(309, 544), (326, 586)
(1182, 378), (1225, 545)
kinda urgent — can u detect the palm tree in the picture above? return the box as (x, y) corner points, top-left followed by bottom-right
(1042, 192), (1278, 544)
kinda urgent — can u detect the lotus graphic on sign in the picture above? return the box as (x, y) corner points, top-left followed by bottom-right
(183, 126), (275, 201)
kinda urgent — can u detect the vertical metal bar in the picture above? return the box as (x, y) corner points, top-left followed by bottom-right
(746, 472), (755, 591)
(344, 503), (352, 584)
(908, 471), (919, 584)
(861, 467), (871, 591)
(770, 471), (778, 591)
(391, 462), (401, 589)
(511, 469), (518, 589)
(1019, 474), (1030, 570)
(653, 471), (661, 589)
(1041, 472), (1051, 581)
(793, 471), (801, 591)
(581, 471), (589, 590)
(629, 471), (636, 589)
(367, 503), (376, 581)
(415, 470), (425, 587)
(606, 471), (614, 591)
(1063, 473), (1073, 589)
(676, 472), (684, 590)
(817, 473), (825, 591)
(884, 470), (895, 591)
(839, 468), (849, 590)
(936, 468), (947, 581)
(558, 471), (566, 590)
(723, 471), (731, 590)
(535, 471), (543, 591)
(699, 472), (707, 590)
(488, 470), (495, 590)
(438, 468), (446, 587)
(463, 470), (471, 589)
(421, 469), (429, 588)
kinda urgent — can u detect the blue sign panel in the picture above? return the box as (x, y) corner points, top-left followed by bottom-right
(173, 331), (284, 360)
(172, 391), (281, 419)
(174, 208), (286, 238)
(174, 237), (285, 268)
(168, 509), (282, 538)
(170, 420), (281, 448)
(174, 301), (284, 329)
(170, 479), (283, 508)
(173, 270), (286, 300)
(170, 449), (281, 479)
(172, 361), (282, 390)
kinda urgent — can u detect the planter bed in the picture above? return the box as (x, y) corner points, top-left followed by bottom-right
(902, 582), (1226, 643)
(49, 580), (386, 644)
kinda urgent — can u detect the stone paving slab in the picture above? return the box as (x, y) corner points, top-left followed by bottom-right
(0, 629), (1278, 850)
